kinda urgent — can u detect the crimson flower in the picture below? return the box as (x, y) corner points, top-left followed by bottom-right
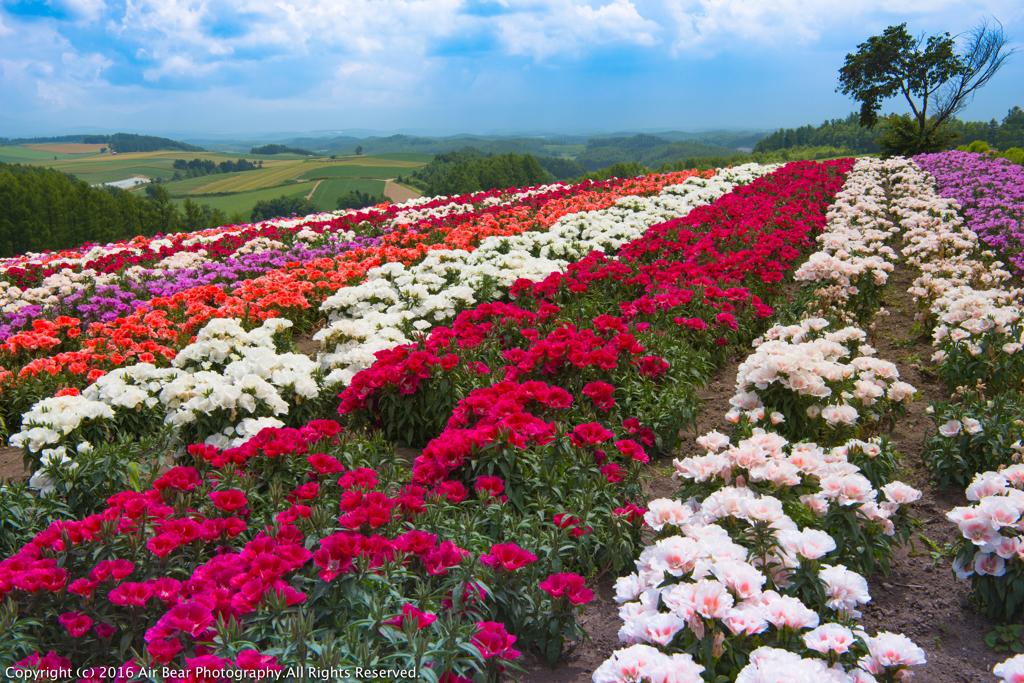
(601, 463), (625, 483)
(473, 621), (521, 660)
(209, 489), (247, 512)
(147, 638), (184, 664)
(582, 381), (615, 411)
(385, 603), (438, 630)
(475, 476), (505, 498)
(569, 422), (614, 448)
(58, 611), (93, 637)
(236, 650), (284, 674)
(539, 573), (594, 605)
(108, 582), (154, 607)
(615, 439), (649, 463)
(480, 542), (538, 572)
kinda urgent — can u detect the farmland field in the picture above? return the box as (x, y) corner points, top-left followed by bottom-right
(309, 177), (386, 210)
(171, 181), (313, 216)
(0, 146), (103, 163)
(194, 162), (332, 193)
(296, 165), (411, 180)
(365, 152), (434, 163)
(155, 170), (260, 196)
(25, 143), (108, 153)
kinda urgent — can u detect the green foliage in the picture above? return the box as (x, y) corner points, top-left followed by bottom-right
(250, 194), (321, 222)
(837, 21), (1016, 157)
(987, 625), (1024, 653)
(0, 162), (196, 259)
(875, 113), (960, 158)
(754, 112), (881, 154)
(421, 152), (549, 197)
(250, 144), (319, 156)
(923, 386), (1024, 489)
(80, 133), (204, 153)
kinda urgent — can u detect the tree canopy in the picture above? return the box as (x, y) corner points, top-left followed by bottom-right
(838, 21), (1016, 156)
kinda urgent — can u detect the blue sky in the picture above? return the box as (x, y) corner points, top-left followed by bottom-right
(1, 0), (1022, 138)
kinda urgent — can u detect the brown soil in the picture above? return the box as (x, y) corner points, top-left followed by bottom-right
(384, 180), (421, 204)
(0, 445), (27, 483)
(518, 262), (1007, 683)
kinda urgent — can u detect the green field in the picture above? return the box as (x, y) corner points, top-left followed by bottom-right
(82, 166), (178, 184)
(366, 153), (434, 163)
(159, 171), (257, 195)
(310, 178), (387, 211)
(297, 166), (409, 180)
(172, 182), (314, 218)
(0, 147), (103, 163)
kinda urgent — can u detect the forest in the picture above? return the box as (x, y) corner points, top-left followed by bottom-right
(0, 133), (204, 154)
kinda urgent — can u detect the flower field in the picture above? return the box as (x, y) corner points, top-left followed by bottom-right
(0, 152), (1022, 683)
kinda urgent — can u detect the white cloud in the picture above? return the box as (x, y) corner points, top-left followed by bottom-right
(53, 0), (108, 22)
(660, 0), (1013, 54)
(493, 0), (661, 59)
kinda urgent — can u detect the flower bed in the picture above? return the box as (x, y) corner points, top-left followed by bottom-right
(0, 160), (861, 681)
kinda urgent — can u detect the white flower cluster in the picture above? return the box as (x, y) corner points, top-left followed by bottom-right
(8, 395), (115, 454)
(793, 158), (901, 322)
(730, 318), (915, 430)
(9, 317), (322, 455)
(315, 165), (777, 386)
(673, 428), (921, 533)
(947, 466), (1024, 579)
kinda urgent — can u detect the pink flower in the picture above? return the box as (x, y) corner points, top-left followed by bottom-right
(475, 476), (505, 498)
(58, 611), (93, 638)
(209, 489), (248, 512)
(582, 381), (615, 411)
(384, 604), (438, 630)
(615, 439), (648, 463)
(601, 463), (626, 483)
(481, 543), (538, 572)
(236, 650), (284, 674)
(539, 573), (594, 604)
(473, 621), (521, 660)
(108, 582), (154, 607)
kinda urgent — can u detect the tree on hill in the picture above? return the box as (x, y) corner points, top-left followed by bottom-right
(838, 20), (1017, 156)
(336, 190), (384, 210)
(250, 195), (320, 222)
(250, 144), (318, 156)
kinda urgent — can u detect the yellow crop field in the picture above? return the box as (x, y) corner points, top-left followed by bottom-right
(328, 158), (425, 168)
(193, 162), (331, 194)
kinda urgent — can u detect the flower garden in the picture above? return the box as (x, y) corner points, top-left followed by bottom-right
(0, 152), (1022, 683)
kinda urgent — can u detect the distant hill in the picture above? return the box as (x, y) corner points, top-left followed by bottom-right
(3, 133), (204, 153)
(574, 135), (746, 172)
(250, 144), (319, 156)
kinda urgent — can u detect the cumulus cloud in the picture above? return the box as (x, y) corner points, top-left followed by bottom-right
(491, 0), (661, 60)
(661, 0), (1010, 54)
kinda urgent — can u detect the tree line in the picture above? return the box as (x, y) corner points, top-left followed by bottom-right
(406, 151), (550, 196)
(753, 108), (1024, 157)
(0, 163), (249, 258)
(1, 133), (204, 153)
(171, 157), (263, 180)
(250, 144), (318, 156)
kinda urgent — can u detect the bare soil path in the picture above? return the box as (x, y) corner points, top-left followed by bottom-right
(384, 179), (421, 204)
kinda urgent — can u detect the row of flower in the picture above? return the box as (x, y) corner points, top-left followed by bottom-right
(0, 161), (853, 681)
(595, 156), (932, 683)
(1, 169), (745, 443)
(8, 167), (782, 477)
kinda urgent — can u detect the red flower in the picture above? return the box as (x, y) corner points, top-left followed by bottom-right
(538, 573), (594, 604)
(236, 650), (283, 674)
(209, 489), (247, 512)
(601, 463), (625, 483)
(475, 476), (505, 498)
(94, 622), (117, 639)
(614, 504), (648, 524)
(473, 621), (521, 660)
(622, 417), (640, 433)
(615, 439), (649, 463)
(58, 611), (93, 637)
(423, 541), (469, 575)
(147, 638), (184, 664)
(307, 453), (344, 475)
(582, 381), (615, 411)
(480, 542), (538, 572)
(569, 422), (614, 448)
(636, 355), (670, 377)
(154, 467), (201, 492)
(384, 603), (438, 630)
(108, 582), (154, 607)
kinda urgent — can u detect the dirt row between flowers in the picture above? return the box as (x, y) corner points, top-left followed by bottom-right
(517, 262), (1006, 683)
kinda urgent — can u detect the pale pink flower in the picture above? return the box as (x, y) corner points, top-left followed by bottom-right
(641, 613), (688, 647)
(974, 552), (1007, 576)
(696, 430), (731, 453)
(819, 564), (871, 618)
(993, 653), (1024, 683)
(966, 471), (1009, 501)
(859, 632), (926, 674)
(710, 560), (766, 600)
(723, 602), (769, 636)
(803, 622), (857, 654)
(938, 420), (962, 437)
(693, 580), (734, 620)
(881, 482), (922, 505)
(760, 590), (819, 630)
